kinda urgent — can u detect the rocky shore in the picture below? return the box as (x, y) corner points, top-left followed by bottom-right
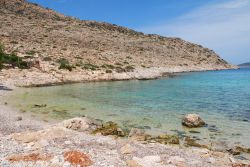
(0, 65), (237, 88)
(0, 89), (250, 167)
(0, 0), (245, 166)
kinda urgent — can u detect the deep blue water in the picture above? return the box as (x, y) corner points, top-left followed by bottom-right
(5, 68), (250, 147)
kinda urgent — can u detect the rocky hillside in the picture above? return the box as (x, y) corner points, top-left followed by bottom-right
(0, 0), (236, 86)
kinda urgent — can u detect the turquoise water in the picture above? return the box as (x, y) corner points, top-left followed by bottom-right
(5, 68), (250, 148)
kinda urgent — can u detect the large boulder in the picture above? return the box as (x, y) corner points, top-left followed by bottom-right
(182, 114), (205, 128)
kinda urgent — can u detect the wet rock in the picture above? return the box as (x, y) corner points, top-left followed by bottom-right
(171, 129), (186, 138)
(228, 146), (250, 155)
(182, 114), (205, 128)
(154, 134), (180, 144)
(189, 130), (200, 134)
(120, 144), (134, 154)
(184, 137), (209, 149)
(208, 125), (219, 133)
(63, 150), (92, 167)
(92, 121), (125, 137)
(32, 104), (47, 108)
(235, 155), (248, 160)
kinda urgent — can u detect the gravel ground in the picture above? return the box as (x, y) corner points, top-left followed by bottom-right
(0, 87), (49, 136)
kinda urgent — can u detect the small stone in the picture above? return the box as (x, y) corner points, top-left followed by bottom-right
(64, 141), (72, 145)
(38, 139), (49, 147)
(208, 157), (215, 164)
(212, 151), (225, 157)
(120, 144), (134, 154)
(229, 157), (236, 163)
(132, 156), (162, 167)
(167, 156), (185, 166)
(182, 114), (205, 128)
(16, 116), (22, 121)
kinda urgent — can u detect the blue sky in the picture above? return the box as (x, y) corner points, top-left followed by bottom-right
(28, 0), (250, 64)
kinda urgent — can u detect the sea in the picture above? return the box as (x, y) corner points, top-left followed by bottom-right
(4, 67), (250, 148)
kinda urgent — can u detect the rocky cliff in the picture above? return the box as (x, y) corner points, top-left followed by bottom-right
(0, 0), (237, 87)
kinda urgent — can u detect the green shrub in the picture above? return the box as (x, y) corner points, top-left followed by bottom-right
(101, 64), (115, 69)
(25, 50), (36, 55)
(115, 67), (125, 73)
(43, 56), (52, 61)
(0, 44), (29, 69)
(125, 65), (135, 72)
(105, 69), (112, 73)
(57, 58), (74, 71)
(82, 63), (99, 71)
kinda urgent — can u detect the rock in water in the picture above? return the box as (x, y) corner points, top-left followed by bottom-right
(182, 114), (205, 128)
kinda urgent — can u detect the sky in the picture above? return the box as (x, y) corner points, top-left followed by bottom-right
(28, 0), (250, 64)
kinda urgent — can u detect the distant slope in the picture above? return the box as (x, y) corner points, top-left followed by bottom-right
(238, 62), (250, 67)
(0, 0), (237, 86)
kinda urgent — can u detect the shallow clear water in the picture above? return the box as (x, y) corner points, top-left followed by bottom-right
(5, 68), (250, 148)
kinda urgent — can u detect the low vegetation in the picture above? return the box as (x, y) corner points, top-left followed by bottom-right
(57, 58), (74, 71)
(0, 44), (29, 69)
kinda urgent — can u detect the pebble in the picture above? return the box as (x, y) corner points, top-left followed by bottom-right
(64, 141), (72, 145)
(16, 116), (22, 121)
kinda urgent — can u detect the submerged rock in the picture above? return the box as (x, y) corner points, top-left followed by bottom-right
(32, 104), (47, 108)
(92, 121), (125, 137)
(184, 137), (209, 149)
(228, 146), (250, 155)
(154, 134), (180, 144)
(182, 114), (206, 128)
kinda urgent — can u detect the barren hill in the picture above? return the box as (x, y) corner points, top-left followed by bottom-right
(0, 0), (237, 87)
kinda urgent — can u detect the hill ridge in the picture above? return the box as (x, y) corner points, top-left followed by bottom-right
(0, 0), (237, 87)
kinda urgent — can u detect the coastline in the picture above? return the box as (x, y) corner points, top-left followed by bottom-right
(1, 67), (250, 167)
(0, 65), (238, 88)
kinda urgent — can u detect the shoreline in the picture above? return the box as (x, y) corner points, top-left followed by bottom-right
(0, 65), (238, 88)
